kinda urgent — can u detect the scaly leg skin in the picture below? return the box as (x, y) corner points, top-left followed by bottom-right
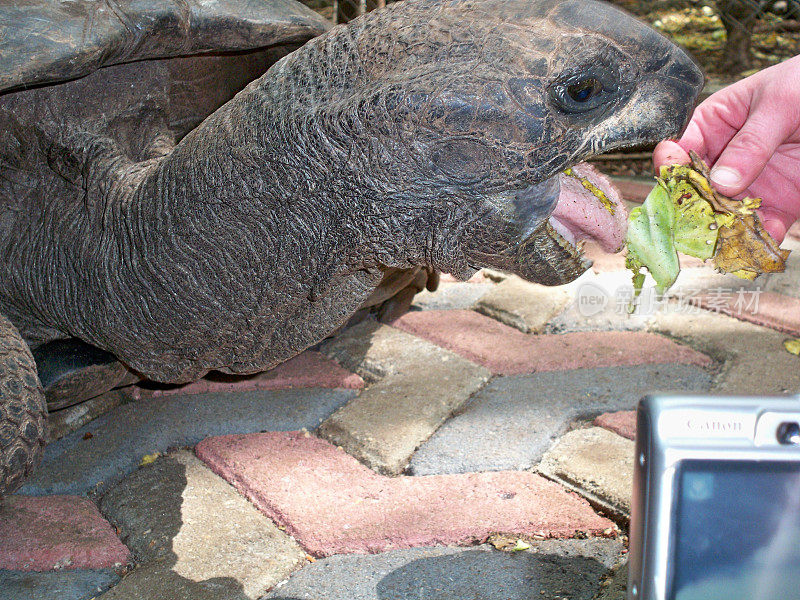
(0, 313), (47, 501)
(345, 267), (440, 328)
(376, 267), (439, 323)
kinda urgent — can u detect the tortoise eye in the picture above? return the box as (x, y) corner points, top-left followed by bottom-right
(550, 73), (612, 114)
(567, 78), (603, 103)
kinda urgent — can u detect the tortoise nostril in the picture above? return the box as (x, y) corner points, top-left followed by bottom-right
(659, 48), (705, 90)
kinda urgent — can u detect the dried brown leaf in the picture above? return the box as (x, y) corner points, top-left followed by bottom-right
(713, 213), (791, 277)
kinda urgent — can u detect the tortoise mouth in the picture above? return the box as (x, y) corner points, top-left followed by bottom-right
(548, 162), (628, 254)
(513, 162), (627, 285)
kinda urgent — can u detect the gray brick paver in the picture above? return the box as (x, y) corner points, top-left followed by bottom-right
(263, 542), (622, 600)
(22, 387), (356, 496)
(319, 321), (489, 475)
(409, 364), (710, 476)
(0, 569), (120, 600)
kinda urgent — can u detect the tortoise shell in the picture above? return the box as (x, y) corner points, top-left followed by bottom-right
(0, 0), (330, 93)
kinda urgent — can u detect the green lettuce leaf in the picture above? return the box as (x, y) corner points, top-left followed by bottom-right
(625, 183), (680, 298)
(623, 153), (789, 308)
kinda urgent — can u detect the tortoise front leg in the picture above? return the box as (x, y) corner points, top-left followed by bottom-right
(375, 267), (440, 323)
(347, 267), (440, 326)
(0, 313), (47, 498)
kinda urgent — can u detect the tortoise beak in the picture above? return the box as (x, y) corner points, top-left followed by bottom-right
(511, 222), (593, 286)
(598, 51), (704, 153)
(663, 52), (705, 137)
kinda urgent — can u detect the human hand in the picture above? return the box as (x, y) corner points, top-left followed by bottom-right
(653, 55), (800, 243)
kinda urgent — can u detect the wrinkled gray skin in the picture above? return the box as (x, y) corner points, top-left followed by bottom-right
(0, 0), (702, 385)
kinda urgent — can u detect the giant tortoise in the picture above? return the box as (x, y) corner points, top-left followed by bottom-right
(0, 0), (703, 495)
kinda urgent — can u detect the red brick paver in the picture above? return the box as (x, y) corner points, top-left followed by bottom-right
(0, 495), (130, 571)
(134, 351), (363, 398)
(594, 411), (637, 441)
(693, 291), (800, 337)
(392, 310), (712, 375)
(612, 178), (652, 204)
(196, 432), (613, 557)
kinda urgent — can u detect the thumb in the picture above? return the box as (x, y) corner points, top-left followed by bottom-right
(709, 103), (793, 197)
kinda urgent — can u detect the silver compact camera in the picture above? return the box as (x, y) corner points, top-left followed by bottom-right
(628, 394), (800, 600)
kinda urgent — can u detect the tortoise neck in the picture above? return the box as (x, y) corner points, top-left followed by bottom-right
(129, 39), (435, 275)
(76, 62), (406, 381)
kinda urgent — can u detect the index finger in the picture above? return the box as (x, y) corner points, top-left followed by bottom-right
(677, 85), (751, 165)
(653, 140), (690, 170)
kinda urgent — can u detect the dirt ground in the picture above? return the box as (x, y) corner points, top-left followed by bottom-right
(621, 1), (800, 78)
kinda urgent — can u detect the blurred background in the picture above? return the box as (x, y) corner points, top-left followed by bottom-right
(299, 0), (800, 179)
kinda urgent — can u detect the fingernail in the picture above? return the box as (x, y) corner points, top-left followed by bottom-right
(709, 166), (741, 188)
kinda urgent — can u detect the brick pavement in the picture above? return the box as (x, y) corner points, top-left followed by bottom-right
(0, 495), (129, 571)
(393, 309), (711, 375)
(538, 427), (635, 519)
(317, 322), (489, 475)
(132, 351), (364, 399)
(473, 275), (571, 333)
(407, 364), (710, 476)
(21, 387), (356, 497)
(196, 431), (614, 556)
(100, 450), (305, 599)
(0, 569), (121, 600)
(3, 231), (799, 599)
(264, 542), (622, 600)
(593, 411), (636, 441)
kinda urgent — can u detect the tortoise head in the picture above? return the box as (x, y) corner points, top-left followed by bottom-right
(284, 0), (704, 284)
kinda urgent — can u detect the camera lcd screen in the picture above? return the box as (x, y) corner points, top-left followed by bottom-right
(669, 459), (800, 600)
